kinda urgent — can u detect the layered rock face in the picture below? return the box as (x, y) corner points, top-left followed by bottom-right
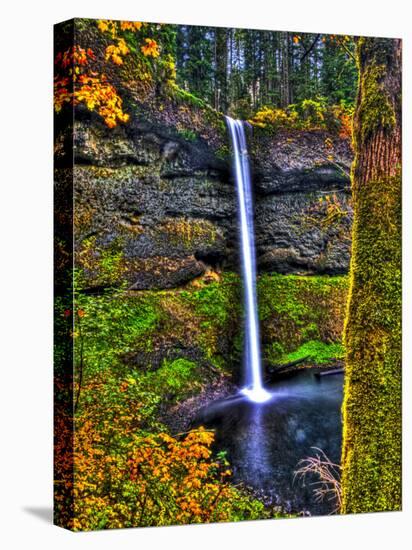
(69, 115), (353, 290)
(251, 132), (352, 275)
(71, 116), (234, 290)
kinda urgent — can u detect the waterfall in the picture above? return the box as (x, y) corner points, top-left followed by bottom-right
(226, 117), (270, 403)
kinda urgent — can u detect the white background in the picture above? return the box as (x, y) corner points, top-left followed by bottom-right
(1, 0), (411, 548)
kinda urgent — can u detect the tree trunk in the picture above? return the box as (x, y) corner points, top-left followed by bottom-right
(214, 27), (228, 112)
(340, 37), (402, 513)
(280, 31), (290, 107)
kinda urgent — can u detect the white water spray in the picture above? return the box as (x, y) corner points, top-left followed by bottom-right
(226, 117), (270, 404)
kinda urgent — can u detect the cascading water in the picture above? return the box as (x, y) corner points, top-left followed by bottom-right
(226, 116), (270, 404)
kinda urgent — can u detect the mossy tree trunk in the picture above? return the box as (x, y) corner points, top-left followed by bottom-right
(341, 37), (402, 513)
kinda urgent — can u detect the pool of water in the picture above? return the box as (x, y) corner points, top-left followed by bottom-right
(192, 369), (344, 515)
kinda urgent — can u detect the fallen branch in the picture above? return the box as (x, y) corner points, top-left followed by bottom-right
(315, 367), (344, 377)
(266, 356), (309, 380)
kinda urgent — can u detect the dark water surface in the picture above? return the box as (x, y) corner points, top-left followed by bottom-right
(193, 370), (344, 515)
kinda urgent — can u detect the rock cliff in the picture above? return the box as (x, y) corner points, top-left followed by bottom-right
(59, 110), (353, 291)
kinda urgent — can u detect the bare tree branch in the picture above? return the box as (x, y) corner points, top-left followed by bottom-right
(300, 34), (321, 62)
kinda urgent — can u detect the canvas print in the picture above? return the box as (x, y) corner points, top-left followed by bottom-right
(54, 18), (402, 530)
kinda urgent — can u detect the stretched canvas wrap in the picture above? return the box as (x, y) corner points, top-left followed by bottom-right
(54, 18), (402, 531)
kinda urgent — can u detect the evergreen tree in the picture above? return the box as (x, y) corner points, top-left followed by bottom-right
(174, 25), (358, 116)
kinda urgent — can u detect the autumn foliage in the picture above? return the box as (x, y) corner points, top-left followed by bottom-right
(70, 420), (250, 530)
(97, 19), (161, 59)
(127, 429), (233, 524)
(248, 99), (353, 137)
(65, 401), (265, 530)
(54, 45), (129, 128)
(54, 20), (163, 128)
(105, 38), (130, 65)
(141, 38), (160, 58)
(53, 289), (267, 530)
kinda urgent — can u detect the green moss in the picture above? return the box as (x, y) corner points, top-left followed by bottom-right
(179, 272), (241, 366)
(355, 37), (397, 147)
(142, 358), (201, 403)
(258, 273), (347, 365)
(258, 273), (347, 321)
(215, 144), (230, 161)
(170, 85), (208, 110)
(181, 273), (239, 322)
(167, 83), (226, 137)
(265, 342), (286, 365)
(176, 127), (198, 142)
(340, 37), (401, 515)
(280, 340), (344, 365)
(74, 272), (242, 402)
(74, 270), (350, 417)
(159, 218), (217, 251)
(257, 273), (348, 366)
(75, 289), (162, 373)
(341, 173), (401, 513)
(301, 322), (320, 340)
(357, 64), (396, 145)
(76, 235), (126, 288)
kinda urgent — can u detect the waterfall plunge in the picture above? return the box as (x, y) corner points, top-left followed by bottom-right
(226, 117), (270, 404)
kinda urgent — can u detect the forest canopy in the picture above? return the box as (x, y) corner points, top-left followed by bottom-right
(54, 20), (357, 136)
(175, 28), (357, 118)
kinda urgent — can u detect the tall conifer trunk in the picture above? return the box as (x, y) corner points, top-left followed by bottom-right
(214, 27), (228, 112)
(280, 31), (290, 107)
(341, 37), (402, 513)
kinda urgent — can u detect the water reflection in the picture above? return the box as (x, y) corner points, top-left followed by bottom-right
(193, 370), (343, 515)
(237, 403), (271, 489)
